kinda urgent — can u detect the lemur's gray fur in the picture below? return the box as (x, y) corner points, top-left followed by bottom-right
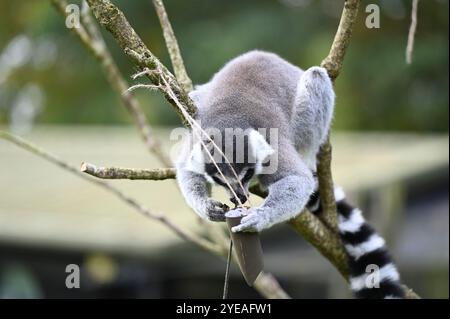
(175, 50), (335, 233)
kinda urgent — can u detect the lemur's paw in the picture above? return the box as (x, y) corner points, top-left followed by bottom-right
(229, 208), (271, 233)
(201, 199), (229, 222)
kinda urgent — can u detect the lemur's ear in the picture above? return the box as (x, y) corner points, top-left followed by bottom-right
(249, 130), (274, 164)
(185, 142), (205, 174)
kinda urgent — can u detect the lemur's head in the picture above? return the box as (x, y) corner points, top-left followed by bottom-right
(186, 129), (274, 205)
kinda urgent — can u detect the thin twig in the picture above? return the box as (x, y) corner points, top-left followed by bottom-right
(406, 0), (419, 65)
(81, 162), (176, 180)
(152, 0), (193, 92)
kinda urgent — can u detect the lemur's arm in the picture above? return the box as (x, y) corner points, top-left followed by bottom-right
(176, 166), (228, 222)
(228, 142), (315, 232)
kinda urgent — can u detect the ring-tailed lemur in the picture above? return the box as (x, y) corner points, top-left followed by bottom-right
(175, 50), (404, 298)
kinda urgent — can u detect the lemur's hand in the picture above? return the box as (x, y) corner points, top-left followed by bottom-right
(197, 199), (229, 222)
(226, 207), (271, 233)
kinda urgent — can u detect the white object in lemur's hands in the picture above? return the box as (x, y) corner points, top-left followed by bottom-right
(175, 50), (335, 232)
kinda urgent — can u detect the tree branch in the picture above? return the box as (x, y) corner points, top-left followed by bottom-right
(406, 0), (419, 65)
(85, 0), (197, 126)
(81, 162), (176, 180)
(152, 0), (193, 93)
(321, 0), (361, 81)
(315, 0), (362, 232)
(51, 0), (171, 166)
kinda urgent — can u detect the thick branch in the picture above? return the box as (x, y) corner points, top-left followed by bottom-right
(51, 0), (171, 166)
(81, 162), (176, 180)
(152, 0), (193, 92)
(289, 211), (348, 277)
(86, 0), (197, 125)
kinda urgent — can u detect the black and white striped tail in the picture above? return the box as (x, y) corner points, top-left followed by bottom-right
(307, 187), (405, 299)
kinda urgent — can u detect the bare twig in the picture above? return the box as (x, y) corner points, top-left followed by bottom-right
(406, 0), (420, 65)
(152, 0), (193, 92)
(51, 0), (171, 166)
(81, 162), (176, 180)
(0, 131), (218, 254)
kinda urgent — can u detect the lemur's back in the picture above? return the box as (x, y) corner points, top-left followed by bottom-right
(192, 51), (302, 135)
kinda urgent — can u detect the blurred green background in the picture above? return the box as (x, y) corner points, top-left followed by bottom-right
(0, 0), (448, 132)
(0, 0), (448, 299)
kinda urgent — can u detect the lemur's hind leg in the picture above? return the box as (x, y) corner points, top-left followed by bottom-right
(293, 66), (335, 170)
